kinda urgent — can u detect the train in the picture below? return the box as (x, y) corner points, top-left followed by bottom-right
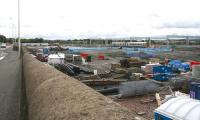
(111, 42), (147, 47)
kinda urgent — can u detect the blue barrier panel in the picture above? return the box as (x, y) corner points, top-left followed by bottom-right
(153, 74), (169, 81)
(123, 48), (171, 52)
(180, 63), (190, 72)
(153, 66), (173, 81)
(153, 66), (172, 74)
(168, 60), (190, 72)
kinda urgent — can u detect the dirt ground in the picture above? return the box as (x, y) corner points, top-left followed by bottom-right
(114, 95), (157, 120)
(157, 46), (200, 61)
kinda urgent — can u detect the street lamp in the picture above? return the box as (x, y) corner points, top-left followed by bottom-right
(18, 0), (21, 57)
(9, 17), (15, 43)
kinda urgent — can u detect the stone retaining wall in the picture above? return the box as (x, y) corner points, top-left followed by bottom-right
(23, 51), (138, 120)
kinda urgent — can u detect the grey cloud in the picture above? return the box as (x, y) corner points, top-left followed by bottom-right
(23, 25), (32, 28)
(159, 22), (200, 29)
(150, 13), (161, 18)
(0, 24), (9, 28)
(0, 24), (31, 28)
(75, 31), (129, 39)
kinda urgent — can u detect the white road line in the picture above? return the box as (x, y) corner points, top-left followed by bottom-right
(0, 56), (5, 60)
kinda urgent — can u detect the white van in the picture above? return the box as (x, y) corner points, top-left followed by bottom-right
(1, 43), (6, 48)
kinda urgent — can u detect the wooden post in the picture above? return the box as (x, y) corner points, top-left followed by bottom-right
(155, 93), (161, 106)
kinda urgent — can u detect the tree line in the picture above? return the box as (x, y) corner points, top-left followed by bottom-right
(0, 34), (110, 44)
(0, 35), (8, 43)
(2, 34), (200, 45)
(0, 34), (45, 43)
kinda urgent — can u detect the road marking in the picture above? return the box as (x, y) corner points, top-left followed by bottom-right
(0, 56), (5, 60)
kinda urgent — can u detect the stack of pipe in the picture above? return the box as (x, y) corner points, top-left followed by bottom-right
(118, 80), (160, 98)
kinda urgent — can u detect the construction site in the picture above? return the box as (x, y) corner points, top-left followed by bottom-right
(22, 39), (200, 120)
(2, 0), (200, 119)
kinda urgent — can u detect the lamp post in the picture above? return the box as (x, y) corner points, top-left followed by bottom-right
(9, 17), (15, 44)
(18, 0), (21, 57)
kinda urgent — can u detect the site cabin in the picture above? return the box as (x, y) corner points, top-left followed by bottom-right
(111, 42), (147, 47)
(154, 96), (200, 120)
(111, 42), (126, 47)
(48, 53), (65, 65)
(126, 42), (147, 47)
(65, 54), (82, 64)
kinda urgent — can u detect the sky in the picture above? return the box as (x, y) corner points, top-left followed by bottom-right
(0, 0), (200, 40)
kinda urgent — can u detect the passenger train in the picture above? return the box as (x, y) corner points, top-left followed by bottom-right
(111, 42), (147, 47)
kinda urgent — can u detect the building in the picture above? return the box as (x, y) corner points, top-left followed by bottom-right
(22, 43), (49, 46)
(48, 53), (65, 65)
(111, 41), (147, 47)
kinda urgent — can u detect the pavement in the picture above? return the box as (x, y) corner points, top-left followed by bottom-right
(0, 47), (21, 120)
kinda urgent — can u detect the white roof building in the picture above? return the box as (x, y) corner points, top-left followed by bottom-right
(48, 53), (65, 65)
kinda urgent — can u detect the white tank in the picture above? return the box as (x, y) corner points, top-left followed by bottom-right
(155, 96), (200, 120)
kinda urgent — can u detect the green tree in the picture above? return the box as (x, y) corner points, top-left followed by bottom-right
(6, 38), (13, 43)
(34, 38), (44, 43)
(0, 35), (7, 43)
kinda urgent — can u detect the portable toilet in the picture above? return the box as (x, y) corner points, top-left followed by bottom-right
(43, 48), (49, 55)
(154, 96), (200, 120)
(190, 82), (200, 100)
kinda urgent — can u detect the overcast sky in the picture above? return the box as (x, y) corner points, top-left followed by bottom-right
(0, 0), (200, 39)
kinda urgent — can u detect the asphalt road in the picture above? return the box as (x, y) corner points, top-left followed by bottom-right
(0, 47), (21, 120)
